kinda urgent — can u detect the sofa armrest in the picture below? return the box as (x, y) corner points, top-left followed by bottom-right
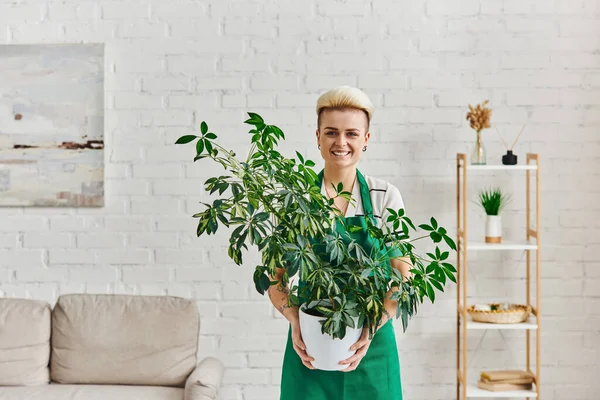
(184, 357), (225, 400)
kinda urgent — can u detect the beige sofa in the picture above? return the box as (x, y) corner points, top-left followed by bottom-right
(0, 294), (224, 400)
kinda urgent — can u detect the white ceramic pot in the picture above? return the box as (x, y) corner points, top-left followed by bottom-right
(485, 215), (502, 243)
(299, 302), (362, 371)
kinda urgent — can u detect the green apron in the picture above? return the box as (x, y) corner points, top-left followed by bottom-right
(280, 169), (403, 400)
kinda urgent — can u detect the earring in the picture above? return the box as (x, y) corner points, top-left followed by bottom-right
(318, 145), (321, 150)
(362, 146), (367, 152)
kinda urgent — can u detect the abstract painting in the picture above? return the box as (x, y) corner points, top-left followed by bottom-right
(0, 44), (104, 207)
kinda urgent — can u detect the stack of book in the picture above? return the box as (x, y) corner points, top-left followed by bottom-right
(477, 370), (535, 392)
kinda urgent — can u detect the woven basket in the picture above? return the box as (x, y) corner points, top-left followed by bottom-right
(467, 303), (531, 324)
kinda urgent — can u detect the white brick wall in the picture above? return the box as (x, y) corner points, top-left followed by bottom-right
(1, 0), (599, 399)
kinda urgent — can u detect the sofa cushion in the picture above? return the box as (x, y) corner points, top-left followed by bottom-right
(0, 384), (183, 400)
(51, 294), (199, 387)
(0, 298), (51, 386)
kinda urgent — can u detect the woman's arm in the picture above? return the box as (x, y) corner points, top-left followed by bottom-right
(378, 255), (414, 331)
(267, 267), (299, 325)
(268, 267), (315, 369)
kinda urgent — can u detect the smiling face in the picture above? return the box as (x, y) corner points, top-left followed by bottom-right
(316, 108), (370, 170)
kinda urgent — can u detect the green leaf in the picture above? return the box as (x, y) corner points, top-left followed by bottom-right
(245, 112), (265, 126)
(254, 271), (271, 295)
(425, 262), (437, 274)
(295, 151), (305, 164)
(200, 121), (208, 135)
(419, 224), (433, 231)
(401, 221), (408, 235)
(430, 217), (438, 230)
(442, 266), (457, 283)
(175, 135), (196, 144)
(437, 269), (447, 285)
(289, 294), (300, 306)
(404, 217), (416, 231)
(248, 112), (264, 123)
(316, 305), (333, 317)
(442, 262), (457, 272)
(430, 278), (444, 292)
(431, 232), (442, 243)
(231, 225), (245, 238)
(444, 235), (457, 251)
(426, 282), (435, 303)
(205, 132), (217, 140)
(196, 139), (205, 155)
(217, 213), (229, 226)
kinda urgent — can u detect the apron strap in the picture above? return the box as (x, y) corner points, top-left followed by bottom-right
(315, 169), (374, 218)
(356, 169), (374, 218)
(316, 170), (324, 188)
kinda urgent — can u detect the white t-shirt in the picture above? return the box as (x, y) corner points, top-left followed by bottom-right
(320, 173), (405, 233)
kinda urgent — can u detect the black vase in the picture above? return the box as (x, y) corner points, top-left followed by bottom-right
(502, 150), (517, 165)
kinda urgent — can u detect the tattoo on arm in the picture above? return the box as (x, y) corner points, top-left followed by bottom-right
(269, 283), (291, 315)
(278, 303), (291, 314)
(276, 285), (290, 294)
(268, 282), (289, 297)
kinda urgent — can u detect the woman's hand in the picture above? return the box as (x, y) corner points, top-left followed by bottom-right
(339, 326), (373, 372)
(291, 320), (315, 370)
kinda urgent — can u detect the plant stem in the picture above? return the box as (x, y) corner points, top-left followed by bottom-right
(409, 234), (430, 242)
(246, 142), (257, 164)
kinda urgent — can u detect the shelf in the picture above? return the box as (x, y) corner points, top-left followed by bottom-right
(466, 164), (537, 171)
(467, 384), (537, 398)
(457, 153), (541, 400)
(466, 316), (538, 330)
(466, 240), (537, 251)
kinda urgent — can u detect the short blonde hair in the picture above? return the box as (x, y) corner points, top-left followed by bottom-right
(316, 86), (374, 129)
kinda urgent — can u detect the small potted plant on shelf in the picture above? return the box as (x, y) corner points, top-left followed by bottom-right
(176, 113), (457, 370)
(477, 187), (510, 243)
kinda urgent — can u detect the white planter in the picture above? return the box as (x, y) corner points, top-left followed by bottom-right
(299, 302), (362, 371)
(485, 215), (502, 243)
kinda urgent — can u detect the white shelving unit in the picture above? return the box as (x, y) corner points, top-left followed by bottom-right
(456, 154), (541, 399)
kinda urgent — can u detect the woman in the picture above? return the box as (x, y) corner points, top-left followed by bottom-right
(268, 86), (412, 399)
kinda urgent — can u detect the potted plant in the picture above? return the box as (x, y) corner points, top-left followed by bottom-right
(477, 187), (510, 243)
(176, 113), (457, 370)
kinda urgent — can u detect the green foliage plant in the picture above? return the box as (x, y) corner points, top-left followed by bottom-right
(176, 112), (457, 339)
(477, 187), (510, 216)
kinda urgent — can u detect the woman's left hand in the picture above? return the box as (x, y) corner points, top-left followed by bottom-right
(339, 326), (372, 372)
